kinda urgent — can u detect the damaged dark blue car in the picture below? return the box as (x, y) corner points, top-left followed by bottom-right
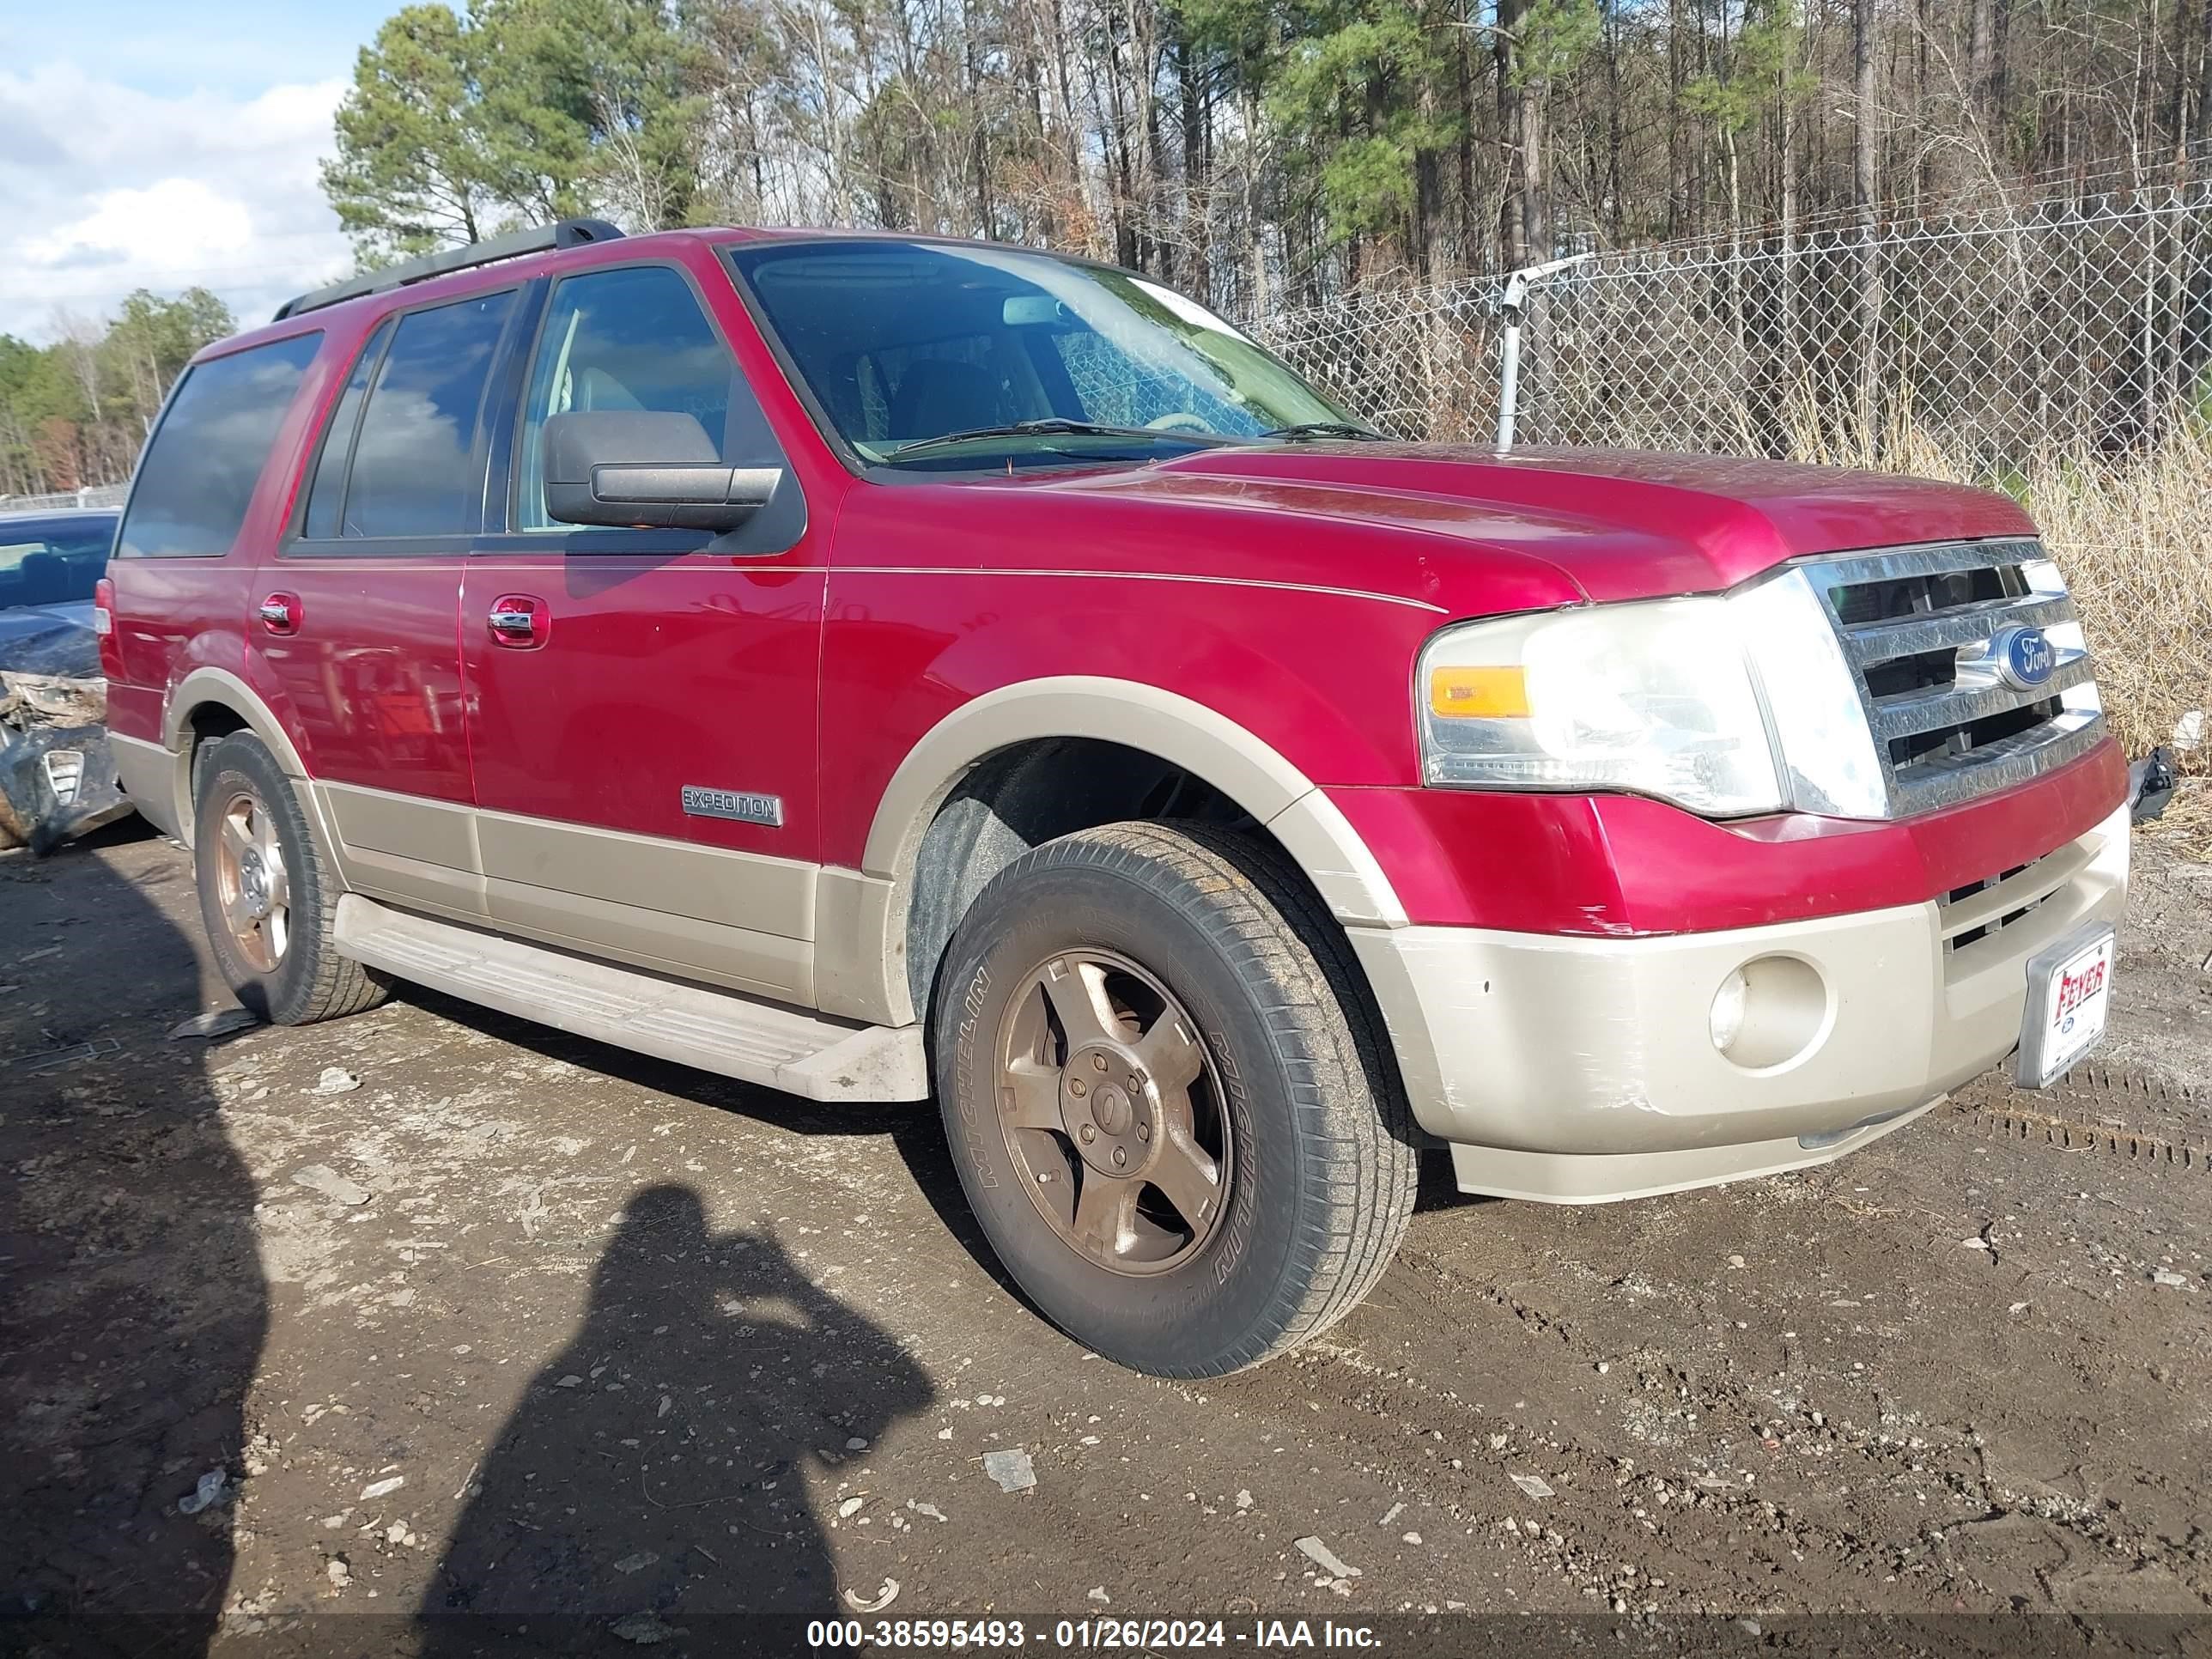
(0, 509), (132, 854)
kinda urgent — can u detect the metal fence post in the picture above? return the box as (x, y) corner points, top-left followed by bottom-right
(1493, 252), (1595, 452)
(1495, 297), (1524, 452)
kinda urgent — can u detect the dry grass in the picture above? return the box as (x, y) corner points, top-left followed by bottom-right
(2149, 777), (2212, 859)
(1780, 403), (2212, 769)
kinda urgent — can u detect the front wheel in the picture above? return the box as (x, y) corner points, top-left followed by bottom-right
(933, 822), (1416, 1376)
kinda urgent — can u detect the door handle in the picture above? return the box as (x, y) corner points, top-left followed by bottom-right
(258, 592), (301, 635)
(486, 595), (548, 648)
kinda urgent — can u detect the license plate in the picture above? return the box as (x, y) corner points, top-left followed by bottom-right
(2014, 922), (2115, 1088)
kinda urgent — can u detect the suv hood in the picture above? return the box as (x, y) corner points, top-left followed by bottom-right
(1061, 443), (2034, 605)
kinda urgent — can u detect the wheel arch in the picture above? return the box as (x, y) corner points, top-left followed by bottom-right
(836, 677), (1407, 1029)
(154, 668), (316, 849)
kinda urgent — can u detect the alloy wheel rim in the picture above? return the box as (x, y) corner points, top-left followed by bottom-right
(993, 949), (1232, 1276)
(213, 789), (291, 974)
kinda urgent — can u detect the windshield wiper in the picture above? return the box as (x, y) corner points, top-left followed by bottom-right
(885, 418), (1234, 460)
(1258, 421), (1389, 442)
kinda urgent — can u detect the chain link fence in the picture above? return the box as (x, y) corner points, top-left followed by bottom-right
(1249, 173), (2212, 769)
(1254, 173), (2212, 467)
(1256, 281), (1509, 446)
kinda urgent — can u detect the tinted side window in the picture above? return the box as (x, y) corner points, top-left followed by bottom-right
(117, 333), (321, 559)
(514, 266), (742, 531)
(343, 292), (515, 538)
(301, 318), (392, 540)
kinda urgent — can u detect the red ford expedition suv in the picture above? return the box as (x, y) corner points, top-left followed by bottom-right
(100, 220), (2128, 1376)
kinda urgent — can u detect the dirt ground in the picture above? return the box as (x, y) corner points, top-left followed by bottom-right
(3, 824), (2208, 1657)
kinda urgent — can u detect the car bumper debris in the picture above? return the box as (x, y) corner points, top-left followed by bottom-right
(0, 671), (131, 854)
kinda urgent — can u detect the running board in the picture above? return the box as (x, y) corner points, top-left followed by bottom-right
(332, 895), (927, 1102)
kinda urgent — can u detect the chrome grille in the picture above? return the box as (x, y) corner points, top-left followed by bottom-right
(1805, 538), (2105, 816)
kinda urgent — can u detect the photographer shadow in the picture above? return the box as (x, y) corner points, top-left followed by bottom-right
(0, 829), (265, 1658)
(419, 1185), (930, 1651)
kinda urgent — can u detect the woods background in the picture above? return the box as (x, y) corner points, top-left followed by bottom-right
(307, 0), (2212, 308)
(9, 0), (2210, 495)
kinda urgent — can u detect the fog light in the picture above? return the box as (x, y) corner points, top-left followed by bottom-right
(40, 749), (84, 805)
(1709, 968), (1749, 1052)
(1709, 955), (1831, 1072)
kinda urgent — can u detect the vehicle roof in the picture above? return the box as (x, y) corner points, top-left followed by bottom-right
(191, 225), (1106, 366)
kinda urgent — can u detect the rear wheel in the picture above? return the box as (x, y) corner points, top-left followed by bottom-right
(192, 733), (387, 1025)
(933, 822), (1416, 1376)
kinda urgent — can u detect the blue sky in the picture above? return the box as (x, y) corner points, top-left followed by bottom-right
(5, 2), (390, 101)
(0, 1), (398, 339)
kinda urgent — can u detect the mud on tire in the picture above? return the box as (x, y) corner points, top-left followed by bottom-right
(932, 821), (1418, 1376)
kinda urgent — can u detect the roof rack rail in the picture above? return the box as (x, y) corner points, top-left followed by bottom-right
(272, 217), (626, 322)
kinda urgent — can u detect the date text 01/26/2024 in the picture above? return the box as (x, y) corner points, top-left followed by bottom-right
(806, 1618), (1382, 1649)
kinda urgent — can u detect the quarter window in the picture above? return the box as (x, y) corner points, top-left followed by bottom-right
(116, 332), (321, 559)
(340, 292), (516, 538)
(514, 266), (740, 531)
(301, 318), (392, 540)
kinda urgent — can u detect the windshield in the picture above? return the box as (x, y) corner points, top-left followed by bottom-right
(0, 516), (115, 612)
(727, 240), (1364, 471)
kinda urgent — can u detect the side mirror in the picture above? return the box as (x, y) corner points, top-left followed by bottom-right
(543, 410), (781, 532)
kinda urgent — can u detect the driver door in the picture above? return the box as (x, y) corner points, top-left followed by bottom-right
(460, 257), (827, 1005)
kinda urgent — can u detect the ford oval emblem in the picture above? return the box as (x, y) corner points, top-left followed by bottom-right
(1991, 625), (2057, 691)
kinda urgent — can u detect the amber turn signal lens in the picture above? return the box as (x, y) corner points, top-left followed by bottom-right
(1427, 665), (1530, 719)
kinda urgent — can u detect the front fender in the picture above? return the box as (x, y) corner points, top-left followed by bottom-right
(807, 671), (1413, 1030)
(861, 674), (1407, 929)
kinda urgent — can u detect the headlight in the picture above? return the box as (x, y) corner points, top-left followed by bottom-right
(1418, 598), (1784, 816)
(1728, 567), (1888, 818)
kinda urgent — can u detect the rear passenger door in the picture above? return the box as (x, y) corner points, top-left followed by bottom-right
(460, 259), (825, 1005)
(263, 289), (522, 916)
(105, 333), (323, 756)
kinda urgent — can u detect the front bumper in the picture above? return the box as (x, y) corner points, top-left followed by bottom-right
(1347, 800), (2130, 1202)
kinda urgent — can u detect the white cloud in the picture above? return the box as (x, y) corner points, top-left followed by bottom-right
(29, 179), (256, 272)
(0, 65), (354, 341)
